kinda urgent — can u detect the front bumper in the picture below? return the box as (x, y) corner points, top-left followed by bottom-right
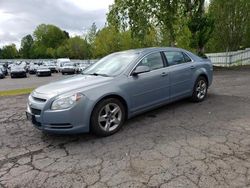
(26, 94), (91, 134)
(49, 67), (57, 72)
(37, 71), (51, 76)
(62, 69), (75, 73)
(11, 72), (26, 77)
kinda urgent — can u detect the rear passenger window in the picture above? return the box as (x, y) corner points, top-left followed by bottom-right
(183, 52), (192, 62)
(164, 51), (191, 66)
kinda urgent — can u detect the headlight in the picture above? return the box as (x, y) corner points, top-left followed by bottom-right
(51, 93), (83, 110)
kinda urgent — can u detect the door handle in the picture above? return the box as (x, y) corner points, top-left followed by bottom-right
(190, 65), (195, 69)
(161, 72), (168, 77)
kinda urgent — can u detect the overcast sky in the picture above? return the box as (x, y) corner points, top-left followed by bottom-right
(0, 0), (114, 48)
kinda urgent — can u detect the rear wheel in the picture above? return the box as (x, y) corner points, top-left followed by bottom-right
(191, 76), (208, 102)
(91, 98), (125, 136)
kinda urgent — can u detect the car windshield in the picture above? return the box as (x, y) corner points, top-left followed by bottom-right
(39, 66), (48, 69)
(64, 63), (74, 67)
(83, 52), (139, 77)
(12, 66), (23, 70)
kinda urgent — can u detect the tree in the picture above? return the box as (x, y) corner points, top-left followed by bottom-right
(107, 0), (152, 46)
(151, 0), (180, 46)
(33, 24), (68, 49)
(57, 37), (91, 59)
(20, 34), (34, 58)
(0, 44), (18, 59)
(87, 23), (98, 44)
(107, 0), (213, 54)
(92, 26), (121, 58)
(32, 24), (68, 58)
(207, 0), (250, 52)
(183, 0), (214, 56)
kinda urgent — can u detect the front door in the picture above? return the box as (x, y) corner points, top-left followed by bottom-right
(125, 52), (170, 112)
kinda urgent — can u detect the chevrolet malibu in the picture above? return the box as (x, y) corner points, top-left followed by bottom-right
(26, 47), (213, 136)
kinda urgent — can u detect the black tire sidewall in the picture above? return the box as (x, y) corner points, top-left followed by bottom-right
(90, 98), (125, 136)
(192, 76), (208, 102)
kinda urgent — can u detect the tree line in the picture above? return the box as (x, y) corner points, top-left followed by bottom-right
(0, 0), (249, 59)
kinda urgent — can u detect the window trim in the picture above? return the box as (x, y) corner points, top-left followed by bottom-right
(129, 51), (166, 76)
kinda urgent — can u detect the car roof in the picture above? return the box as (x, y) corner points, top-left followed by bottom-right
(114, 47), (202, 62)
(114, 47), (188, 55)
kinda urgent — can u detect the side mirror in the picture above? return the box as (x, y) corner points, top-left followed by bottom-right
(132, 66), (150, 76)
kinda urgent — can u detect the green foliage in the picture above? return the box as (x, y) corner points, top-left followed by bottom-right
(87, 22), (98, 44)
(0, 44), (18, 59)
(58, 36), (91, 59)
(33, 24), (68, 49)
(92, 26), (120, 58)
(107, 0), (213, 55)
(188, 14), (214, 56)
(1, 0), (249, 59)
(20, 35), (34, 58)
(207, 0), (250, 52)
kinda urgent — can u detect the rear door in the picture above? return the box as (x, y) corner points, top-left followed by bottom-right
(163, 51), (196, 100)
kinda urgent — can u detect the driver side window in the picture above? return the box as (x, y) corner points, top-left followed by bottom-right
(137, 52), (164, 71)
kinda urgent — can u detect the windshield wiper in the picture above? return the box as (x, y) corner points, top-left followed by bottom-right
(83, 72), (110, 77)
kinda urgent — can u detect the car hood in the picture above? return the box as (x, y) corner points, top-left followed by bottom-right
(37, 69), (50, 72)
(11, 69), (25, 72)
(34, 75), (113, 97)
(62, 66), (75, 69)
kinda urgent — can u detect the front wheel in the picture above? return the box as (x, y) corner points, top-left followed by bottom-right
(191, 76), (208, 102)
(91, 98), (125, 136)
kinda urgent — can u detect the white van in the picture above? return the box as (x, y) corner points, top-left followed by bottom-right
(56, 58), (70, 72)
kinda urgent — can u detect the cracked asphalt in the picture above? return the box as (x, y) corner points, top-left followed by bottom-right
(0, 70), (250, 188)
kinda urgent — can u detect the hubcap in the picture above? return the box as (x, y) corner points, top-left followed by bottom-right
(98, 103), (122, 132)
(196, 80), (207, 99)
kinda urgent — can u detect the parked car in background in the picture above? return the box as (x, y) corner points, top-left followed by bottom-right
(29, 64), (38, 74)
(0, 69), (5, 79)
(36, 66), (51, 77)
(61, 62), (77, 75)
(43, 61), (57, 73)
(8, 63), (15, 70)
(10, 66), (27, 78)
(26, 47), (213, 136)
(0, 65), (8, 75)
(56, 58), (70, 72)
(77, 64), (88, 73)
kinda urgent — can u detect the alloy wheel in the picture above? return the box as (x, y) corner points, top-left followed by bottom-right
(98, 103), (122, 132)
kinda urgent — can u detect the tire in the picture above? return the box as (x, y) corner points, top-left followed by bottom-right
(191, 76), (208, 102)
(62, 72), (65, 75)
(91, 98), (125, 137)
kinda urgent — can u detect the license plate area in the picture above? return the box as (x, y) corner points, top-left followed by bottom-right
(26, 111), (41, 126)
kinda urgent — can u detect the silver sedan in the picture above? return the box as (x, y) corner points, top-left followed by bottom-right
(26, 47), (213, 136)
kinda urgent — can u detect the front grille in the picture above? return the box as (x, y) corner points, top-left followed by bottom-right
(32, 96), (46, 102)
(30, 108), (41, 115)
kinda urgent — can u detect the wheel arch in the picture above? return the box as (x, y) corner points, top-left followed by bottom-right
(198, 73), (208, 85)
(90, 94), (129, 120)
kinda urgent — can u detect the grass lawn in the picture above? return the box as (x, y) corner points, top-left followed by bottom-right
(0, 88), (34, 97)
